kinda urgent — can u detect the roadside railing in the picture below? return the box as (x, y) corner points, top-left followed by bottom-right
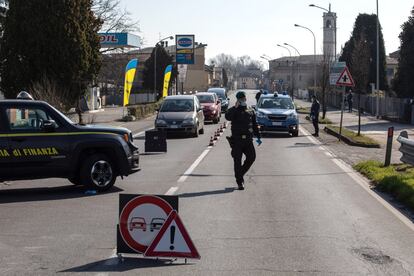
(397, 131), (414, 165)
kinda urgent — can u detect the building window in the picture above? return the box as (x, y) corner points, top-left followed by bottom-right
(326, 20), (332, 28)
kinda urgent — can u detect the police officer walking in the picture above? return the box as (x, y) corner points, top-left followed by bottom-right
(310, 95), (320, 137)
(225, 91), (261, 190)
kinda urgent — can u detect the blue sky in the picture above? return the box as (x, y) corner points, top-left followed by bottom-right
(121, 0), (413, 65)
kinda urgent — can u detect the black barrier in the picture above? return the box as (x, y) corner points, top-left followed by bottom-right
(145, 130), (167, 153)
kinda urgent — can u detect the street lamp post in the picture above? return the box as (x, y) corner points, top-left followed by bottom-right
(294, 24), (316, 88)
(277, 44), (292, 93)
(309, 3), (337, 61)
(154, 36), (174, 100)
(284, 43), (301, 99)
(376, 0), (380, 118)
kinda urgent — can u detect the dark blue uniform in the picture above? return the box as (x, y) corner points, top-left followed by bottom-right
(225, 105), (261, 187)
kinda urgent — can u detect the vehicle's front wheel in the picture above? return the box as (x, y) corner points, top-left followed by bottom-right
(80, 154), (116, 192)
(291, 130), (299, 137)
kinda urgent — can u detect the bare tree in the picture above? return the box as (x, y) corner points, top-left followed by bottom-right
(351, 31), (370, 135)
(92, 0), (140, 53)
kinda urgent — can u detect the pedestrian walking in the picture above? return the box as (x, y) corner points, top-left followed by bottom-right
(255, 89), (263, 104)
(310, 95), (320, 137)
(225, 91), (261, 190)
(347, 92), (353, 113)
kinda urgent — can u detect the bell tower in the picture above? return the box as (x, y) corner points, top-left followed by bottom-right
(323, 7), (337, 61)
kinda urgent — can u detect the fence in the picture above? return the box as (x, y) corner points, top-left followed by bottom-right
(325, 91), (411, 123)
(102, 92), (157, 106)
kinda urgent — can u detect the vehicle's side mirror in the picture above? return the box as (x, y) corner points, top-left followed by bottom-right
(227, 98), (230, 101)
(42, 120), (57, 132)
(251, 105), (256, 110)
(197, 107), (202, 112)
(217, 100), (221, 104)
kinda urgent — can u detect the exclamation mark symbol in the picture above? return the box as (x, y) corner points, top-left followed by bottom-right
(169, 225), (176, 250)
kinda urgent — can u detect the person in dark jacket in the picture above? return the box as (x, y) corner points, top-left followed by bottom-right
(225, 91), (261, 190)
(255, 89), (263, 103)
(347, 92), (353, 113)
(310, 95), (320, 137)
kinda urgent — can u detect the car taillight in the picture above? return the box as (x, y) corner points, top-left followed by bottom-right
(123, 134), (129, 142)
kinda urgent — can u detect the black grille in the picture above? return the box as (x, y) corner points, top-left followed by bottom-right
(268, 115), (287, 121)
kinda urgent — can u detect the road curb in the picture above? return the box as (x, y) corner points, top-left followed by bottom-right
(324, 126), (381, 148)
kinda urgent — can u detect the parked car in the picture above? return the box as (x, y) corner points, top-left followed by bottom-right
(207, 88), (230, 112)
(254, 92), (299, 137)
(155, 95), (205, 137)
(0, 93), (140, 192)
(196, 92), (222, 124)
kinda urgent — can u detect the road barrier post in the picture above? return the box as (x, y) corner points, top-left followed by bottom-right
(384, 126), (394, 166)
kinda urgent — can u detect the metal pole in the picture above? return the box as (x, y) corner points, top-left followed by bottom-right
(154, 46), (157, 102)
(339, 86), (345, 140)
(376, 0), (380, 118)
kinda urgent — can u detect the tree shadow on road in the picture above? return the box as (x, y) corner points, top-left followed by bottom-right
(60, 256), (191, 273)
(0, 185), (123, 204)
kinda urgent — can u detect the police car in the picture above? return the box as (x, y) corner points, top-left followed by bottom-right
(255, 92), (299, 137)
(0, 92), (140, 192)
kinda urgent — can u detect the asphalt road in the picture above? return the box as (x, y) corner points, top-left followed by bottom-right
(1, 90), (414, 275)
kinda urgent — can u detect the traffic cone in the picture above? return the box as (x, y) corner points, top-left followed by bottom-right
(223, 122), (227, 129)
(209, 136), (215, 146)
(213, 132), (218, 140)
(219, 125), (224, 133)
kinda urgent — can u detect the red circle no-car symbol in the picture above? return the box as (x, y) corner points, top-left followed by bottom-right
(119, 195), (173, 253)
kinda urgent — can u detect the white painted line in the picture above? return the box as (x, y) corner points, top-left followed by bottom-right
(300, 125), (414, 231)
(177, 148), (211, 183)
(331, 157), (414, 232)
(165, 186), (179, 195)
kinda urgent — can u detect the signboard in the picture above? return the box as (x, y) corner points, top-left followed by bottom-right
(336, 67), (355, 87)
(176, 35), (195, 64)
(117, 194), (200, 259)
(178, 64), (188, 83)
(99, 33), (141, 48)
(117, 194), (178, 254)
(329, 62), (346, 85)
(144, 210), (200, 259)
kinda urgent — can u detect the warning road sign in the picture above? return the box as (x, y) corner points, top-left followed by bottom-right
(118, 195), (178, 254)
(336, 67), (355, 87)
(144, 210), (200, 259)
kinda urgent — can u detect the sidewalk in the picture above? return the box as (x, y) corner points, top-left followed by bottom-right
(67, 106), (156, 134)
(295, 98), (410, 166)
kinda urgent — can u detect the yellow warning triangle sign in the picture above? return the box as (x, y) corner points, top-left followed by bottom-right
(336, 67), (355, 87)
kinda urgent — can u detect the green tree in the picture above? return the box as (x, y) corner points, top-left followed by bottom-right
(393, 7), (414, 98)
(339, 13), (387, 91)
(351, 31), (371, 135)
(142, 44), (176, 99)
(0, 0), (102, 110)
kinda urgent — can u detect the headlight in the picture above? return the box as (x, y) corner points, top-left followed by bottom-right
(183, 119), (195, 125)
(256, 112), (266, 118)
(210, 106), (216, 111)
(288, 113), (298, 119)
(156, 119), (167, 125)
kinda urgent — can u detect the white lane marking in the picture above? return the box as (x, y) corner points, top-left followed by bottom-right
(332, 157), (414, 232)
(133, 128), (153, 138)
(300, 126), (414, 231)
(177, 148), (211, 183)
(165, 186), (179, 195)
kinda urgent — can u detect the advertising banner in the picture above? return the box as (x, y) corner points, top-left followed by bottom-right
(123, 59), (138, 106)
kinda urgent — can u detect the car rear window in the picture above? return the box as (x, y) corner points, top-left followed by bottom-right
(196, 95), (215, 103)
(160, 99), (194, 112)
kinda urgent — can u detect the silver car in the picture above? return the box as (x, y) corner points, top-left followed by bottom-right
(155, 95), (205, 137)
